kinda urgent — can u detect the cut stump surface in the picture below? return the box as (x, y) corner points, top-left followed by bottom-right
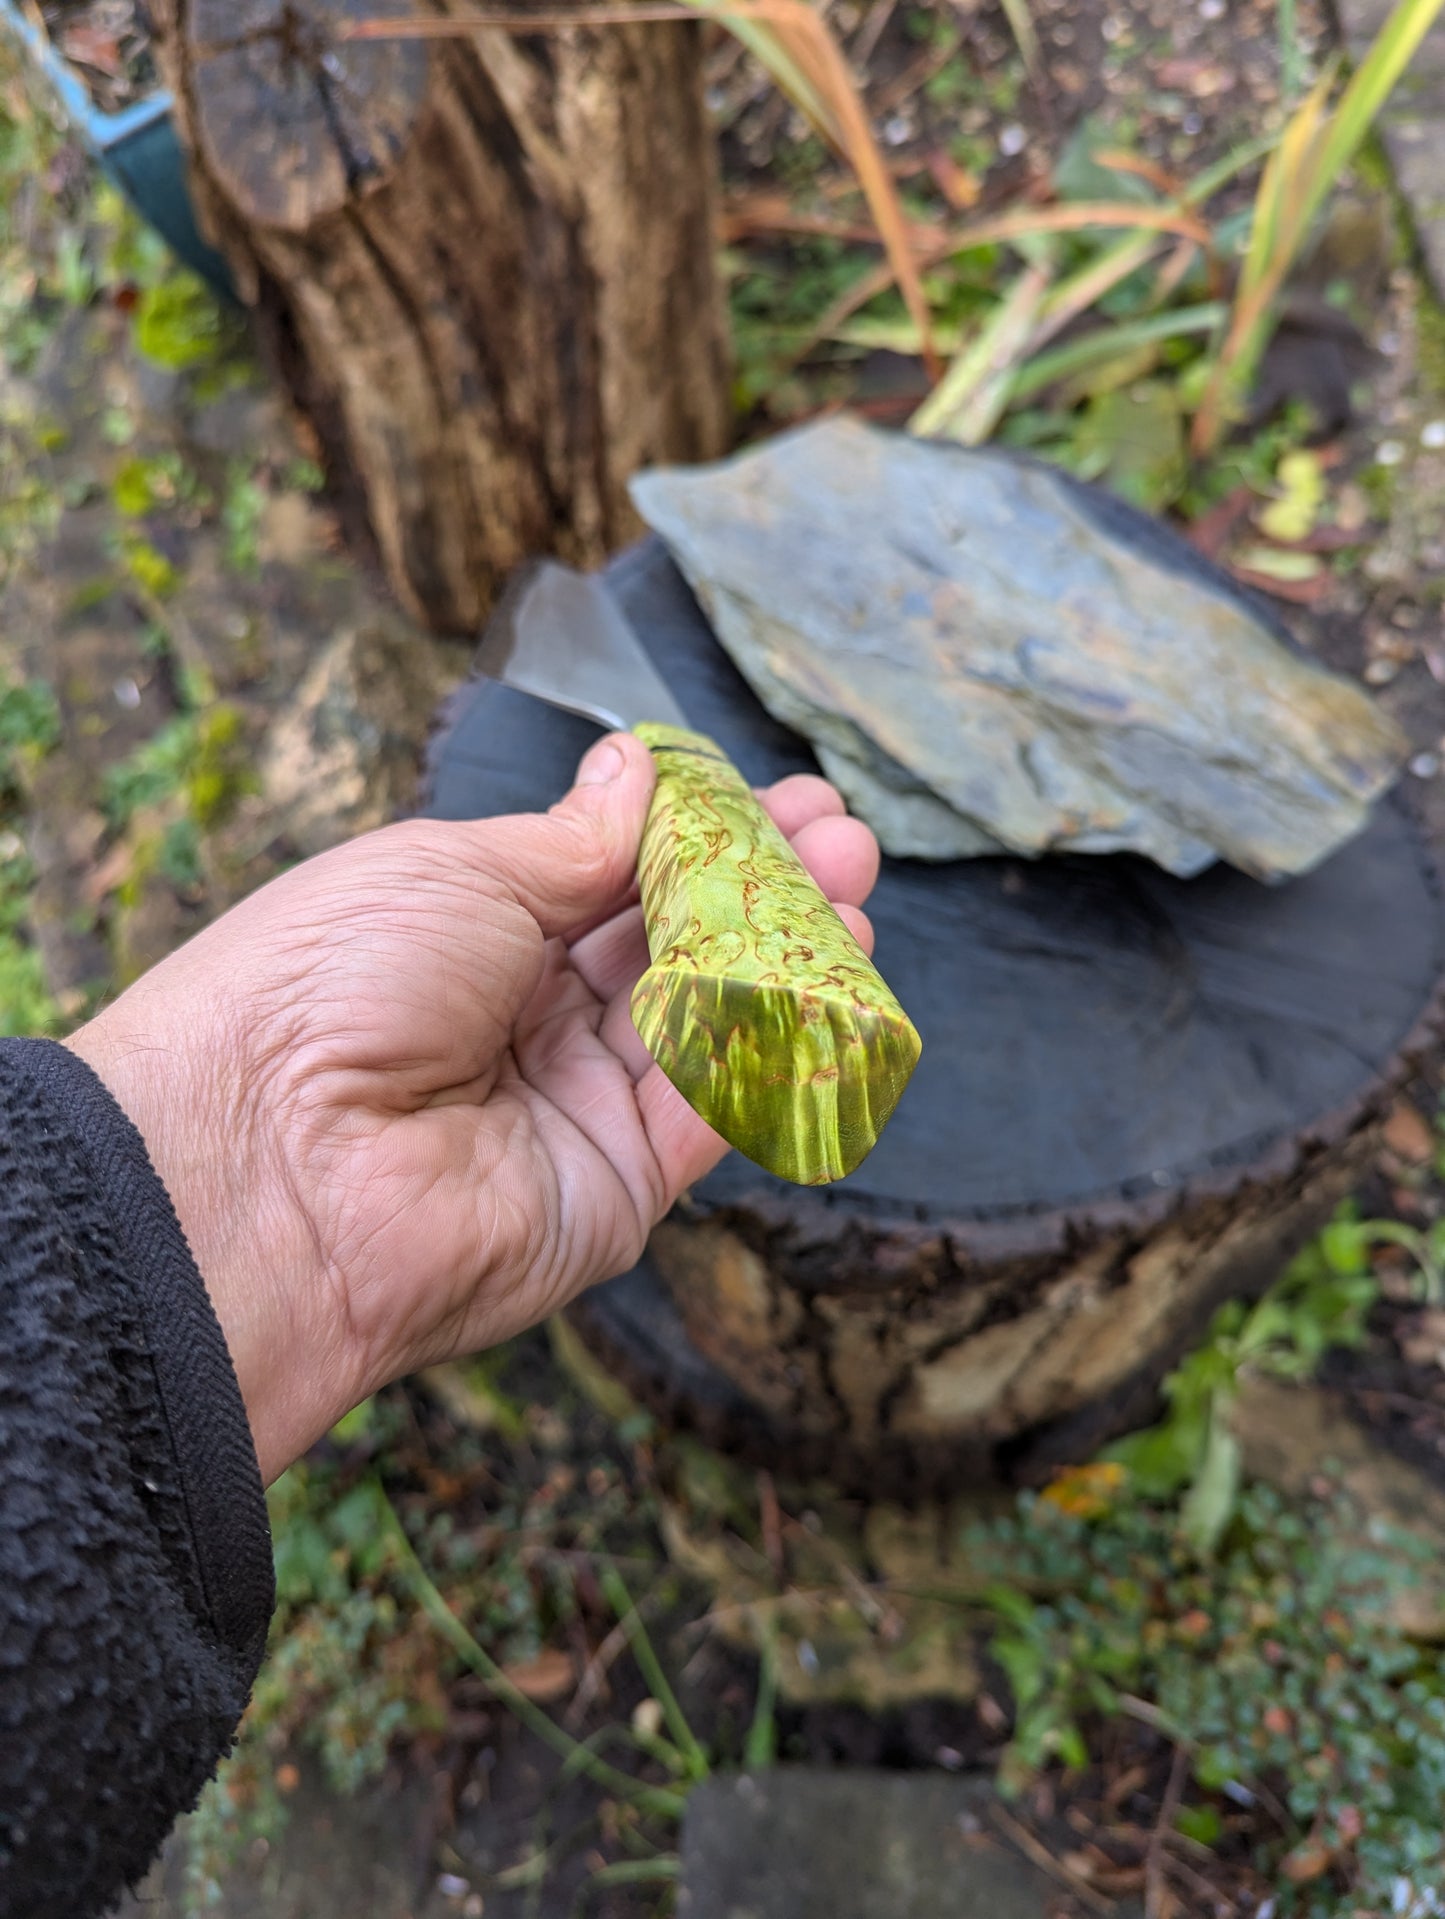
(425, 525), (1445, 1494)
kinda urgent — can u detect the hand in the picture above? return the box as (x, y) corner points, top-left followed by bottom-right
(68, 733), (880, 1482)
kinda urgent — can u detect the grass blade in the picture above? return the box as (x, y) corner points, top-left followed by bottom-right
(909, 260), (1052, 441)
(601, 1565), (711, 1784)
(1009, 302), (1227, 404)
(379, 1489), (689, 1821)
(996, 0), (1041, 81)
(1194, 0), (1445, 454)
(744, 1633), (779, 1767)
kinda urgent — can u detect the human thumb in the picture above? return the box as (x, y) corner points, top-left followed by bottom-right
(464, 730), (657, 938)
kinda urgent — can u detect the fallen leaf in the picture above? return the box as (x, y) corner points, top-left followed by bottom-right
(926, 149), (982, 210)
(1231, 542), (1324, 583)
(1335, 481), (1370, 533)
(1384, 1099), (1434, 1164)
(1186, 485), (1254, 560)
(1091, 1865), (1147, 1894)
(1257, 449), (1326, 544)
(500, 1649), (574, 1702)
(1280, 1841), (1333, 1883)
(1228, 555), (1332, 605)
(60, 23), (122, 72)
(1040, 1460), (1128, 1518)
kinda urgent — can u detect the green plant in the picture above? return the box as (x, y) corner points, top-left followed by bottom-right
(969, 1481), (1445, 1911)
(185, 1445), (453, 1909)
(221, 463), (267, 574)
(132, 275), (229, 371)
(1106, 1213), (1378, 1551)
(1193, 0), (1445, 452)
(102, 705), (253, 834)
(0, 842), (59, 1037)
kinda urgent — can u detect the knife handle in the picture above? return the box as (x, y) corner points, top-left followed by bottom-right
(628, 722), (921, 1185)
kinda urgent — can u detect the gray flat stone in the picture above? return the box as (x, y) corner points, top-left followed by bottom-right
(632, 419), (1403, 880)
(679, 1770), (1138, 1919)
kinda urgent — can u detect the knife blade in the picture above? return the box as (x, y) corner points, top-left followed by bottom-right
(478, 561), (922, 1185)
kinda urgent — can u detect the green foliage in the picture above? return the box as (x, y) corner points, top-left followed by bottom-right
(111, 451), (202, 521)
(0, 842), (58, 1037)
(132, 275), (227, 371)
(1106, 1211), (1377, 1550)
(102, 705), (252, 834)
(0, 676), (61, 770)
(0, 676), (61, 1037)
(221, 463), (267, 574)
(970, 1481), (1445, 1911)
(186, 1454), (450, 1908)
(728, 236), (871, 413)
(118, 531), (179, 599)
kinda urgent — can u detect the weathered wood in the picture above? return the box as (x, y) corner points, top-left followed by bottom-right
(151, 0), (732, 632)
(425, 526), (1445, 1494)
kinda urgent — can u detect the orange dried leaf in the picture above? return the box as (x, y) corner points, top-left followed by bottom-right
(499, 1648), (575, 1701)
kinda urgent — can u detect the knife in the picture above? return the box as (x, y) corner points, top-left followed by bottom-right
(477, 561), (922, 1186)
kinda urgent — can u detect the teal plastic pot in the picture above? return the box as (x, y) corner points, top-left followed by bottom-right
(0, 0), (233, 296)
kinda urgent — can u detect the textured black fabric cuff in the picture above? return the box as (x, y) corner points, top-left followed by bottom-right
(0, 1038), (274, 1664)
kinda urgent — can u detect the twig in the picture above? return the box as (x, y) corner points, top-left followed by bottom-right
(868, 31), (960, 117)
(566, 1614), (633, 1730)
(339, 4), (710, 34)
(1145, 1744), (1188, 1919)
(848, 0), (896, 72)
(988, 1804), (1115, 1915)
(757, 1470), (785, 1582)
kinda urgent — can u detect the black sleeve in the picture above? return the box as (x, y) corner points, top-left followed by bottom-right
(0, 1038), (275, 1919)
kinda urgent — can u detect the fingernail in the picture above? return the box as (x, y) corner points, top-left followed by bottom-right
(577, 739), (625, 787)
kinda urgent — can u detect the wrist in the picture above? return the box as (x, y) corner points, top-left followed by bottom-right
(65, 1001), (358, 1483)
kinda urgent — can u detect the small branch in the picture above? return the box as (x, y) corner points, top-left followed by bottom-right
(1145, 1744), (1188, 1919)
(339, 4), (702, 35)
(988, 1804), (1115, 1916)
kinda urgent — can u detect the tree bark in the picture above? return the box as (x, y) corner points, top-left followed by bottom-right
(151, 0), (732, 632)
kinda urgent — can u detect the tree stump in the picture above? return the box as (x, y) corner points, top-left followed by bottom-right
(425, 531), (1445, 1495)
(149, 0), (732, 632)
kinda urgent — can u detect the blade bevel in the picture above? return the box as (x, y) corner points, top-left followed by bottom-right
(477, 561), (689, 733)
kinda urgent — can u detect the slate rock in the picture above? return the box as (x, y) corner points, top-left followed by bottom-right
(631, 417), (1405, 880)
(679, 1769), (1139, 1918)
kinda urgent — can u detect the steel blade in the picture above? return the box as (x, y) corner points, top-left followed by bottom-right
(477, 561), (688, 733)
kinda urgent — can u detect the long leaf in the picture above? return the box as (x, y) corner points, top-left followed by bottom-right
(722, 0), (937, 373)
(1193, 0), (1445, 453)
(909, 261), (1052, 441)
(996, 0), (1041, 81)
(600, 1566), (711, 1783)
(1009, 302), (1227, 404)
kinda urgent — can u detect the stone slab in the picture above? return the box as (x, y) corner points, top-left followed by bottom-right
(678, 1770), (1139, 1919)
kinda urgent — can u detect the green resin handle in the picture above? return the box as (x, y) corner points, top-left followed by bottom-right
(629, 723), (921, 1185)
